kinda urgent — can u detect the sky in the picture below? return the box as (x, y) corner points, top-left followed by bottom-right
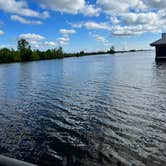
(0, 0), (165, 52)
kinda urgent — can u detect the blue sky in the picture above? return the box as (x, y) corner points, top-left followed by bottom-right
(0, 0), (165, 52)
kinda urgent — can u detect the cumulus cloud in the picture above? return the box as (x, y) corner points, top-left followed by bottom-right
(84, 22), (111, 30)
(19, 29), (76, 48)
(2, 0), (166, 49)
(11, 15), (43, 25)
(80, 5), (101, 17)
(112, 25), (143, 36)
(0, 0), (49, 18)
(110, 17), (120, 25)
(145, 0), (166, 10)
(70, 21), (111, 30)
(59, 29), (76, 36)
(44, 41), (57, 47)
(97, 0), (146, 14)
(57, 37), (69, 42)
(90, 33), (112, 46)
(120, 12), (158, 25)
(18, 33), (60, 49)
(58, 29), (76, 46)
(112, 23), (162, 36)
(64, 1), (166, 36)
(35, 0), (85, 14)
(19, 33), (45, 43)
(34, 0), (101, 16)
(92, 34), (106, 43)
(95, 0), (166, 36)
(69, 22), (84, 28)
(57, 37), (70, 46)
(111, 10), (166, 35)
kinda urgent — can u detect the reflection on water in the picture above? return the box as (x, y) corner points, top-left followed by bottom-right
(0, 51), (166, 166)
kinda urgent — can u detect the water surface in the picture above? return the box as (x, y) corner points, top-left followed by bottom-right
(0, 51), (166, 166)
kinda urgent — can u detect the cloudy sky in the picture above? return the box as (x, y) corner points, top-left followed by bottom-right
(0, 0), (165, 52)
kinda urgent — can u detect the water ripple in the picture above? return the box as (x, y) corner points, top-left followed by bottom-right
(0, 51), (166, 165)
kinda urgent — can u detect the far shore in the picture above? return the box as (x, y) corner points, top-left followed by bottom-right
(0, 49), (151, 65)
(0, 39), (152, 64)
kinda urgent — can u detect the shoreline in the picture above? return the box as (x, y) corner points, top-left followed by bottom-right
(0, 49), (151, 65)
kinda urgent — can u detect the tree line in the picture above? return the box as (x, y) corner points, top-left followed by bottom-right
(0, 39), (115, 63)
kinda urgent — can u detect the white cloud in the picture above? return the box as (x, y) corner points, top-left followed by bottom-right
(59, 29), (76, 36)
(70, 21), (111, 31)
(0, 30), (4, 35)
(41, 11), (50, 19)
(90, 33), (112, 47)
(145, 0), (166, 10)
(35, 0), (85, 14)
(112, 23), (161, 36)
(97, 0), (146, 14)
(3, 0), (166, 49)
(92, 34), (106, 43)
(35, 0), (101, 17)
(81, 5), (101, 17)
(44, 41), (57, 47)
(95, 0), (166, 36)
(110, 17), (120, 25)
(19, 33), (45, 43)
(18, 33), (60, 49)
(112, 25), (144, 36)
(84, 22), (111, 30)
(57, 37), (69, 42)
(120, 12), (158, 25)
(111, 10), (166, 36)
(0, 0), (49, 18)
(11, 15), (43, 25)
(58, 28), (76, 46)
(57, 37), (70, 46)
(69, 22), (84, 28)
(18, 33), (46, 49)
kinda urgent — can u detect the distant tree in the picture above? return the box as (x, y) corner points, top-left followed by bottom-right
(18, 39), (29, 50)
(0, 38), (119, 64)
(0, 48), (12, 63)
(31, 51), (40, 60)
(80, 51), (85, 56)
(109, 46), (115, 54)
(57, 47), (63, 56)
(45, 49), (52, 59)
(129, 49), (136, 52)
(18, 39), (32, 61)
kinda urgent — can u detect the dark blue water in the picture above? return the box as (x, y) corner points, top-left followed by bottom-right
(0, 51), (166, 166)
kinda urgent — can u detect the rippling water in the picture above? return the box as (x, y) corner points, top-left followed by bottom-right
(0, 51), (166, 166)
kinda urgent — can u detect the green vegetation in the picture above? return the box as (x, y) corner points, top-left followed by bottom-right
(18, 39), (32, 61)
(108, 46), (115, 54)
(0, 39), (116, 64)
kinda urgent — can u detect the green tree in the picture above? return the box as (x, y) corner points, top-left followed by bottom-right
(0, 48), (12, 63)
(80, 51), (85, 56)
(18, 39), (32, 61)
(30, 51), (40, 60)
(109, 46), (115, 54)
(57, 47), (63, 58)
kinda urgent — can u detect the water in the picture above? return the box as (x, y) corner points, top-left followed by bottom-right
(0, 51), (166, 166)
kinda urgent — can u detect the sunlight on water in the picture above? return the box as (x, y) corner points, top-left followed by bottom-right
(0, 51), (166, 166)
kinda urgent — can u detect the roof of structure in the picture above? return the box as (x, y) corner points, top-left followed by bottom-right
(150, 39), (166, 46)
(151, 33), (166, 46)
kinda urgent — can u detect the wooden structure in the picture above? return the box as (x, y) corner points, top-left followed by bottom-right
(150, 33), (166, 61)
